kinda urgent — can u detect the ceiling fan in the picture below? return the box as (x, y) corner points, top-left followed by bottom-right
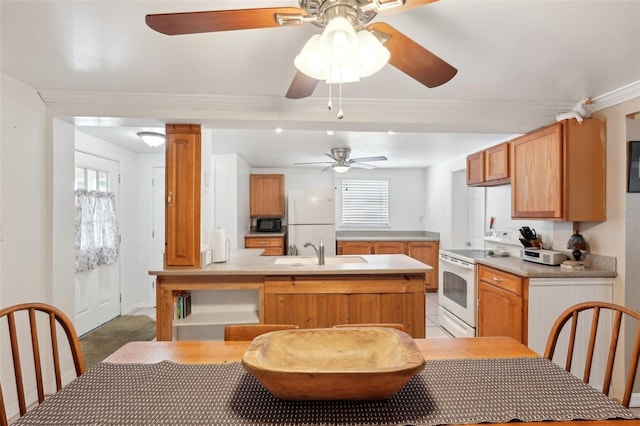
(145, 0), (457, 99)
(294, 147), (387, 172)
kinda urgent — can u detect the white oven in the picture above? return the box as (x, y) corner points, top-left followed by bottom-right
(437, 249), (484, 338)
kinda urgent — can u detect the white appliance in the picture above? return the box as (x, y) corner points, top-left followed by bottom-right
(287, 190), (336, 256)
(438, 249), (487, 338)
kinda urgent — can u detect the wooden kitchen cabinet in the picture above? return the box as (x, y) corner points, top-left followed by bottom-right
(467, 142), (510, 186)
(337, 240), (439, 290)
(477, 265), (526, 344)
(264, 275), (426, 337)
(164, 124), (201, 267)
(466, 150), (485, 185)
(244, 235), (285, 256)
(250, 174), (285, 217)
(337, 241), (373, 255)
(511, 118), (605, 221)
(373, 241), (407, 254)
(407, 241), (439, 291)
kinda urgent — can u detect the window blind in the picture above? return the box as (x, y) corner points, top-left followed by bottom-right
(341, 179), (389, 226)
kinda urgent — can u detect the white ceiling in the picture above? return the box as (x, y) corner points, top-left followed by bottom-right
(2, 0), (639, 168)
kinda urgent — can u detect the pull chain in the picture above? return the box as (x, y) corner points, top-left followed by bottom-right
(337, 81), (344, 119)
(328, 82), (333, 110)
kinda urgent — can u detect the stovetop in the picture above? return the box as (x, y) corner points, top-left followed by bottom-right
(439, 249), (490, 263)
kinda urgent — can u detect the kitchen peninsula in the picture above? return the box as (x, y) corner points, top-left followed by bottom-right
(151, 249), (432, 340)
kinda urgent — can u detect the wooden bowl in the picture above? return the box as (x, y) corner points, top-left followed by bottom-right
(241, 327), (425, 400)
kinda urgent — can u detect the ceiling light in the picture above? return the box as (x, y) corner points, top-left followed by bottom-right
(275, 127), (283, 134)
(333, 164), (350, 173)
(326, 130), (334, 136)
(294, 17), (389, 85)
(137, 131), (166, 148)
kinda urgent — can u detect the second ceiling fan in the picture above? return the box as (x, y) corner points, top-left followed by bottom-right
(145, 0), (457, 99)
(295, 147), (387, 172)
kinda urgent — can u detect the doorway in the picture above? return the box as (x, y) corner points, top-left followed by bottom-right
(451, 169), (485, 249)
(74, 151), (121, 336)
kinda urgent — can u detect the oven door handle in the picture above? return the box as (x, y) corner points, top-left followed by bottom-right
(439, 255), (475, 270)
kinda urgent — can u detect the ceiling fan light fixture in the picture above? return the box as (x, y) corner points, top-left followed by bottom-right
(294, 34), (327, 79)
(136, 131), (165, 148)
(333, 164), (350, 173)
(356, 29), (390, 77)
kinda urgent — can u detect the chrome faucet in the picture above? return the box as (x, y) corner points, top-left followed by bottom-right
(304, 238), (325, 265)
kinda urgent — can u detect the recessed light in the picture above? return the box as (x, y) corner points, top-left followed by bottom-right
(388, 130), (396, 135)
(275, 128), (283, 134)
(327, 130), (334, 136)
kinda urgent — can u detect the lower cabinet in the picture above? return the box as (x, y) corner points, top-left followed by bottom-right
(477, 265), (525, 343)
(337, 241), (373, 255)
(244, 235), (285, 256)
(337, 240), (439, 291)
(263, 275), (426, 338)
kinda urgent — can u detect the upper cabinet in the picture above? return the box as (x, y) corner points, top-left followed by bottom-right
(511, 118), (605, 221)
(165, 124), (201, 267)
(250, 174), (285, 218)
(466, 142), (510, 186)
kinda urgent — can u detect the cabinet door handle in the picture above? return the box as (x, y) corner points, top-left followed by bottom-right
(167, 191), (173, 206)
(492, 276), (503, 282)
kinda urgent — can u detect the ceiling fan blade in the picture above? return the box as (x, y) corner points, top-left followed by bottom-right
(325, 153), (341, 161)
(350, 163), (376, 170)
(321, 165), (334, 172)
(286, 71), (319, 99)
(146, 7), (305, 35)
(367, 22), (457, 88)
(378, 0), (439, 16)
(351, 156), (388, 162)
(294, 161), (334, 165)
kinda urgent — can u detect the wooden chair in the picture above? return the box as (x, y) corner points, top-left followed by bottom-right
(0, 302), (86, 426)
(223, 324), (298, 341)
(544, 301), (640, 408)
(333, 323), (407, 332)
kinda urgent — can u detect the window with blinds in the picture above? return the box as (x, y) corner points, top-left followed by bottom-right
(341, 179), (389, 226)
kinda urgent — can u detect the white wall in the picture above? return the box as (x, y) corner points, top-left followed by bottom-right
(1, 74), (62, 420)
(213, 153), (251, 249)
(424, 153), (467, 249)
(252, 166), (425, 231)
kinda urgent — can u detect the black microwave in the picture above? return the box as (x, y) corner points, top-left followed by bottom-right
(256, 218), (282, 232)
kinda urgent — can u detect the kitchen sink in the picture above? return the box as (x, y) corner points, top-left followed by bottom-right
(274, 256), (367, 265)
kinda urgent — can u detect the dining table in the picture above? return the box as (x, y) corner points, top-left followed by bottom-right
(13, 336), (640, 426)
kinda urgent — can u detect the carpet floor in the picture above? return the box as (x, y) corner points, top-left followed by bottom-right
(80, 315), (156, 369)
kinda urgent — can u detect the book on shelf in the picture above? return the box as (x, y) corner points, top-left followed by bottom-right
(173, 290), (192, 320)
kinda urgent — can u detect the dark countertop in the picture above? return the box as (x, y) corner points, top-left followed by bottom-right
(336, 230), (440, 242)
(476, 256), (616, 279)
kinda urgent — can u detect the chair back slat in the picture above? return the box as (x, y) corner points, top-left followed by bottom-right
(602, 310), (623, 396)
(544, 301), (640, 408)
(28, 308), (45, 404)
(0, 303), (85, 424)
(582, 306), (601, 383)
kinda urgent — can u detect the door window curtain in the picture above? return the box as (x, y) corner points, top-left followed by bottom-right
(74, 189), (121, 272)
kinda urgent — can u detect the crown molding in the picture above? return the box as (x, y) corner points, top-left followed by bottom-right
(590, 80), (640, 112)
(38, 89), (573, 134)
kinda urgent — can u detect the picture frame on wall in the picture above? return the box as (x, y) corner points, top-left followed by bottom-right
(629, 141), (640, 193)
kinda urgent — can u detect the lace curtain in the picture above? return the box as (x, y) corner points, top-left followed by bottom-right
(75, 189), (121, 272)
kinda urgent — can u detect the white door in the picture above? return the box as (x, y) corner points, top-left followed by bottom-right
(150, 167), (166, 306)
(74, 152), (121, 336)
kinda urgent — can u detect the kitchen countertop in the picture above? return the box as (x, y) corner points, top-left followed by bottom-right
(244, 232), (286, 237)
(335, 230), (440, 241)
(476, 256), (616, 279)
(150, 249), (432, 276)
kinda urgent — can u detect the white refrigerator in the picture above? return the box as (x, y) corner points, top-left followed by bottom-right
(287, 189), (336, 256)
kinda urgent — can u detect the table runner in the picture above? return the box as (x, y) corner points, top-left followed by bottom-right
(14, 357), (637, 425)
